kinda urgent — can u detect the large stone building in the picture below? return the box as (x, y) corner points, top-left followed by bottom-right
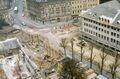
(80, 0), (120, 51)
(26, 0), (99, 23)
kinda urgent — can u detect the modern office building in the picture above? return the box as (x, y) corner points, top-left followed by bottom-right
(80, 0), (120, 51)
(26, 0), (99, 23)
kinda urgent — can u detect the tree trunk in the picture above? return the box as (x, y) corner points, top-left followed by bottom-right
(90, 45), (93, 68)
(71, 40), (74, 60)
(64, 47), (66, 56)
(81, 47), (83, 62)
(112, 74), (115, 79)
(100, 59), (104, 74)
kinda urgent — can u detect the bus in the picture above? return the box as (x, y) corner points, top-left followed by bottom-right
(14, 7), (18, 13)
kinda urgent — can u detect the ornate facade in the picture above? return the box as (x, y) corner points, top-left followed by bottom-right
(26, 0), (99, 23)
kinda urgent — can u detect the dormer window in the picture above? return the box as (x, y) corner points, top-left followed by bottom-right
(99, 15), (112, 23)
(117, 22), (119, 24)
(117, 20), (120, 24)
(99, 17), (101, 20)
(105, 19), (106, 22)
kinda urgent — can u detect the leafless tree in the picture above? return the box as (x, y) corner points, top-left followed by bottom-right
(71, 38), (74, 60)
(89, 45), (96, 68)
(109, 52), (120, 79)
(79, 40), (86, 62)
(98, 48), (107, 74)
(60, 38), (68, 56)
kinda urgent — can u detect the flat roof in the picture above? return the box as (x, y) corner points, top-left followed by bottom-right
(81, 0), (120, 27)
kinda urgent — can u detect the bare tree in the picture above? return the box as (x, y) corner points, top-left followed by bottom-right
(109, 52), (120, 79)
(60, 38), (68, 56)
(98, 48), (107, 74)
(71, 38), (74, 60)
(89, 45), (96, 68)
(79, 40), (86, 62)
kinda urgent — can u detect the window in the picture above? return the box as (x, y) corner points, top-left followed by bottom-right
(105, 19), (107, 22)
(114, 28), (116, 31)
(101, 24), (104, 27)
(93, 32), (95, 35)
(84, 28), (86, 31)
(89, 30), (90, 33)
(111, 27), (113, 30)
(86, 29), (88, 32)
(101, 29), (103, 31)
(117, 34), (119, 38)
(99, 34), (100, 37)
(104, 30), (106, 33)
(98, 23), (100, 26)
(114, 33), (116, 37)
(86, 23), (88, 26)
(107, 31), (109, 34)
(104, 36), (106, 40)
(96, 27), (97, 30)
(117, 29), (119, 32)
(91, 31), (92, 34)
(104, 25), (106, 28)
(101, 35), (103, 39)
(96, 33), (98, 36)
(89, 24), (90, 27)
(99, 28), (100, 31)
(111, 32), (113, 36)
(114, 39), (115, 43)
(111, 38), (113, 42)
(117, 41), (119, 45)
(107, 37), (109, 41)
(84, 23), (86, 26)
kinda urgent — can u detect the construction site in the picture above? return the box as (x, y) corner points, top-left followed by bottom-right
(0, 25), (64, 79)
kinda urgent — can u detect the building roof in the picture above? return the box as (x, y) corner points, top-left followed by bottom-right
(35, 0), (70, 3)
(81, 0), (120, 27)
(0, 38), (20, 51)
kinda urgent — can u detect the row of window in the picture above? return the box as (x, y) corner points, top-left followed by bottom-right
(84, 28), (120, 45)
(84, 23), (120, 38)
(72, 4), (97, 9)
(87, 4), (97, 7)
(73, 5), (82, 9)
(71, 0), (97, 4)
(84, 18), (120, 32)
(73, 10), (81, 14)
(84, 23), (109, 34)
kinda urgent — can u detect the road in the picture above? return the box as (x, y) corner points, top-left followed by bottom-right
(10, 0), (72, 29)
